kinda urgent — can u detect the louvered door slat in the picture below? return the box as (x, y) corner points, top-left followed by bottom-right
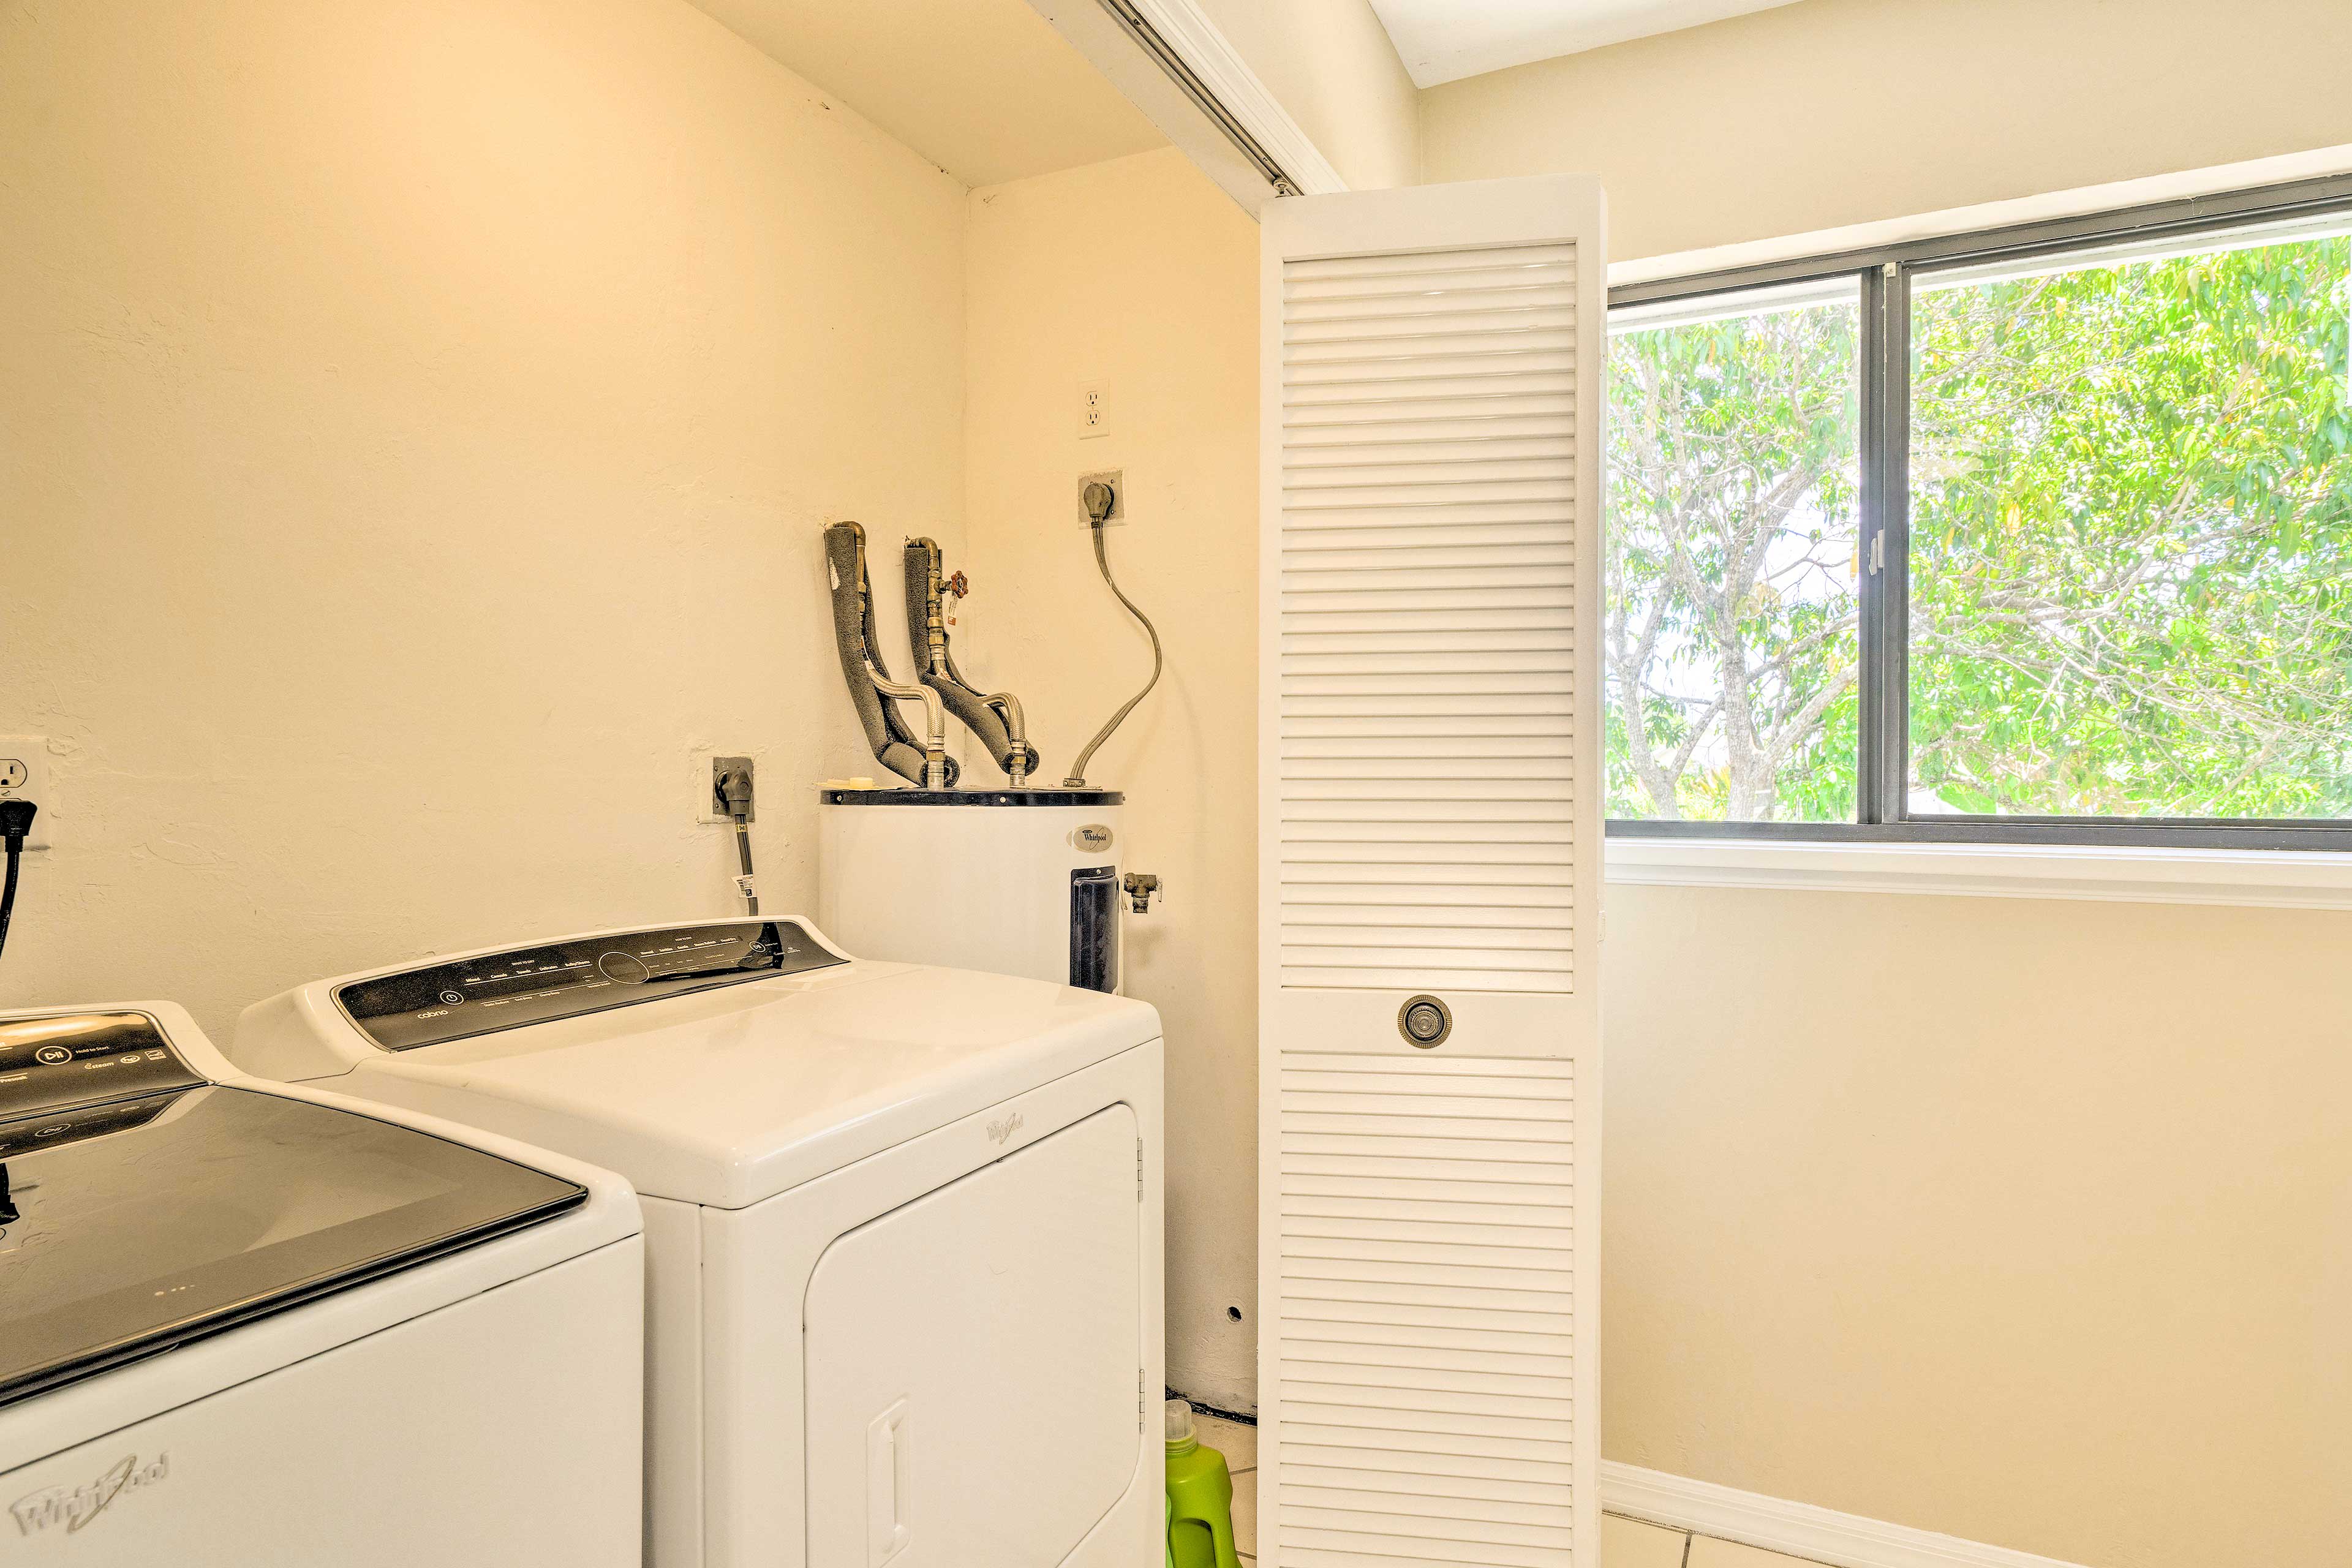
(1261, 177), (1602, 1568)
(1270, 209), (1578, 998)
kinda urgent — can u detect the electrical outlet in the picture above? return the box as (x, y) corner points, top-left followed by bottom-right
(694, 752), (758, 824)
(0, 737), (51, 850)
(1079, 470), (1126, 527)
(1078, 380), (1110, 439)
(709, 755), (755, 824)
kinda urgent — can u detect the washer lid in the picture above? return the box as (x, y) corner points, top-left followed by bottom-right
(350, 962), (1162, 1208)
(0, 1073), (585, 1409)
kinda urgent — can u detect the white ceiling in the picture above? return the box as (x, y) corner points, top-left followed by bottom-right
(1368, 0), (1809, 87)
(687, 0), (1164, 189)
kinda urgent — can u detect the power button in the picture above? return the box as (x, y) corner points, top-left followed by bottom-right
(1398, 995), (1452, 1048)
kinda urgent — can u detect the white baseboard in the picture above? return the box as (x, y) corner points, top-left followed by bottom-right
(1600, 1463), (2095, 1568)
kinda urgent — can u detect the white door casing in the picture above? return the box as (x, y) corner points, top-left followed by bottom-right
(1259, 175), (1606, 1568)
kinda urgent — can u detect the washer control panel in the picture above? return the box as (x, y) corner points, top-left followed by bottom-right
(0, 1012), (203, 1123)
(336, 920), (846, 1051)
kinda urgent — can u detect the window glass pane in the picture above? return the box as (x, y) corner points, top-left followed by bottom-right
(1909, 218), (2352, 817)
(1605, 279), (1863, 821)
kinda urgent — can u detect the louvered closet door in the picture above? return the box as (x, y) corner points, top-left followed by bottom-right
(1259, 177), (1605, 1568)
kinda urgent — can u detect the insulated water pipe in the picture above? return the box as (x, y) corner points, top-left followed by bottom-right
(865, 658), (951, 790)
(903, 537), (1038, 785)
(823, 520), (956, 790)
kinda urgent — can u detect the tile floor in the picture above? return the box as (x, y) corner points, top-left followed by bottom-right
(1189, 1412), (1823, 1568)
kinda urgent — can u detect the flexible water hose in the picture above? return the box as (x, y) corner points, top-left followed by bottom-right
(1064, 509), (1163, 788)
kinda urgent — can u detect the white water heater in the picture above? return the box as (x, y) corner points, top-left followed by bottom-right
(816, 786), (1142, 993)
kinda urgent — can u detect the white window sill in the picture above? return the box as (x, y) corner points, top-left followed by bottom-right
(1605, 835), (2352, 910)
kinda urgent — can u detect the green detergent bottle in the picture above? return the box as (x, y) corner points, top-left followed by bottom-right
(1164, 1400), (1242, 1568)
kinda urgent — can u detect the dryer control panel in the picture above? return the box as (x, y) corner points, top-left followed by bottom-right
(0, 1011), (202, 1123)
(337, 920), (846, 1050)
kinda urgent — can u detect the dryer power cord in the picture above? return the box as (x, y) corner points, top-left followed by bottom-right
(1064, 481), (1164, 788)
(718, 767), (758, 917)
(0, 799), (37, 969)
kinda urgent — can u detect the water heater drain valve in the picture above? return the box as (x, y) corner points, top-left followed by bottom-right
(1122, 872), (1160, 914)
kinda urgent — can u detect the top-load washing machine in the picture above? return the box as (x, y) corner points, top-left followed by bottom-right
(0, 1002), (643, 1566)
(232, 916), (1164, 1568)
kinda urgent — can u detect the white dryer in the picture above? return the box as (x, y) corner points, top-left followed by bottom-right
(0, 1002), (643, 1567)
(232, 916), (1165, 1568)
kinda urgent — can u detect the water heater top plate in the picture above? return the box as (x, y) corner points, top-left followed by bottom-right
(819, 788), (1124, 807)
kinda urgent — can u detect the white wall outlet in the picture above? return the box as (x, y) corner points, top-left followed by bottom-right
(0, 737), (52, 850)
(1078, 380), (1110, 439)
(1079, 470), (1126, 527)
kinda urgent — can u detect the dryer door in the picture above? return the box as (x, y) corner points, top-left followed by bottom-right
(804, 1104), (1142, 1567)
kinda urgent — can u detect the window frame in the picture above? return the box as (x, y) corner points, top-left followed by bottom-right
(1605, 171), (2352, 850)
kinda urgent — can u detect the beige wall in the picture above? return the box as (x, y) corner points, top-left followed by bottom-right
(1607, 883), (2352, 1566)
(0, 0), (966, 1033)
(1197, 0), (1420, 190)
(962, 148), (1261, 1406)
(1423, 0), (2352, 261)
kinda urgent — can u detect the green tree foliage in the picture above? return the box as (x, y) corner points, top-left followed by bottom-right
(1910, 237), (2352, 816)
(1605, 233), (2352, 821)
(1604, 296), (1861, 820)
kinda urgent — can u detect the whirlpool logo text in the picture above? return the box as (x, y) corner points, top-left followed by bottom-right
(11, 1453), (169, 1538)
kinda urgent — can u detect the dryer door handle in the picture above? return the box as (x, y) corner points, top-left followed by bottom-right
(867, 1399), (912, 1566)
